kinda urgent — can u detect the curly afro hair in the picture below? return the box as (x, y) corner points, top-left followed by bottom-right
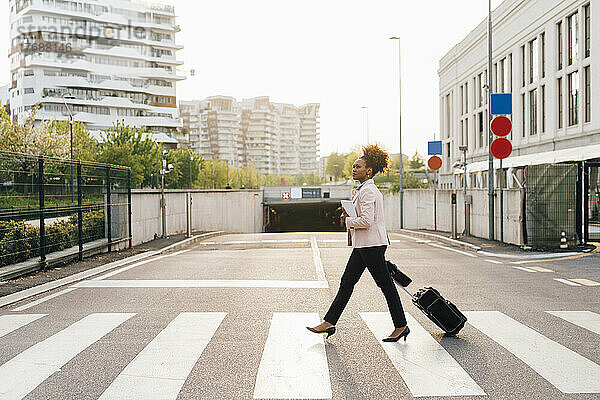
(360, 144), (390, 176)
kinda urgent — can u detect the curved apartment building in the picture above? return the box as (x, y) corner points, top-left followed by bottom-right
(8, 0), (184, 140)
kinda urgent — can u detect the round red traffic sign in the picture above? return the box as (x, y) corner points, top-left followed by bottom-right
(428, 155), (442, 170)
(491, 138), (512, 159)
(491, 116), (512, 137)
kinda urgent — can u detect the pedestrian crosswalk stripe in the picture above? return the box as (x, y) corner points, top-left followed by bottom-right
(99, 312), (226, 400)
(360, 312), (485, 397)
(465, 311), (600, 393)
(0, 314), (46, 339)
(568, 278), (600, 286)
(546, 311), (600, 336)
(554, 278), (582, 286)
(0, 313), (135, 400)
(254, 313), (332, 399)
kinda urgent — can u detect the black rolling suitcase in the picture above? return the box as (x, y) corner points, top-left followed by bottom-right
(386, 261), (467, 336)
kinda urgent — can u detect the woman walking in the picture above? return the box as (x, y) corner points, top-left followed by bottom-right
(307, 145), (409, 342)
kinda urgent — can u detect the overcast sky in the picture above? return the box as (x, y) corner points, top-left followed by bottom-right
(0, 0), (504, 157)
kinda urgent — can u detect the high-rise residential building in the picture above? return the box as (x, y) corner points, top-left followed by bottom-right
(180, 96), (320, 175)
(0, 85), (9, 113)
(439, 0), (598, 189)
(8, 0), (184, 141)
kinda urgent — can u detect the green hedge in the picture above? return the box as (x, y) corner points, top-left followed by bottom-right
(0, 211), (105, 268)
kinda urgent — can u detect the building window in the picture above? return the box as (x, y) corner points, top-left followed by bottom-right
(521, 45), (526, 87)
(23, 88), (34, 94)
(558, 77), (564, 128)
(478, 73), (483, 107)
(568, 71), (579, 126)
(464, 82), (469, 113)
(460, 85), (464, 115)
(541, 32), (546, 78)
(584, 66), (591, 122)
(522, 93), (526, 137)
(529, 37), (538, 84)
(499, 59), (505, 93)
(529, 89), (537, 135)
(584, 4), (590, 58)
(541, 85), (546, 132)
(568, 12), (578, 66)
(558, 21), (563, 70)
(478, 112), (484, 147)
(507, 54), (513, 92)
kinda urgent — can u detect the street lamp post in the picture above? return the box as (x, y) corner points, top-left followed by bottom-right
(459, 145), (469, 235)
(487, 0), (495, 240)
(62, 93), (76, 201)
(390, 36), (403, 229)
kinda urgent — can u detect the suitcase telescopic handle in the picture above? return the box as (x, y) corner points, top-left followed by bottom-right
(400, 286), (416, 300)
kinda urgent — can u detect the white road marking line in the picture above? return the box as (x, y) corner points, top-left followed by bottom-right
(99, 312), (226, 400)
(415, 240), (431, 244)
(485, 259), (503, 264)
(310, 237), (327, 283)
(197, 241), (217, 245)
(93, 250), (190, 280)
(11, 288), (77, 312)
(0, 313), (135, 400)
(465, 311), (600, 393)
(254, 313), (332, 399)
(319, 239), (345, 243)
(427, 243), (478, 258)
(74, 280), (330, 289)
(513, 266), (536, 273)
(554, 278), (582, 286)
(0, 314), (46, 339)
(568, 278), (600, 286)
(547, 311), (600, 336)
(360, 312), (485, 397)
(528, 267), (554, 272)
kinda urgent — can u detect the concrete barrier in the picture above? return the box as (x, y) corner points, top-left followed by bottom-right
(384, 188), (524, 245)
(131, 189), (263, 246)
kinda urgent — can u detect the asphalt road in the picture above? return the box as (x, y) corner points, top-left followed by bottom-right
(1, 232), (599, 400)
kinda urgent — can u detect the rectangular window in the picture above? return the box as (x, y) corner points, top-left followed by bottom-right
(464, 82), (468, 113)
(541, 32), (546, 78)
(460, 85), (464, 115)
(529, 89), (537, 135)
(584, 66), (591, 122)
(585, 4), (590, 58)
(558, 21), (563, 70)
(499, 59), (505, 93)
(568, 71), (579, 126)
(478, 111), (484, 147)
(23, 69), (33, 76)
(508, 54), (513, 92)
(541, 85), (546, 132)
(522, 93), (526, 137)
(568, 12), (578, 65)
(558, 77), (564, 128)
(478, 73), (483, 107)
(529, 37), (538, 83)
(23, 88), (34, 94)
(521, 45), (526, 86)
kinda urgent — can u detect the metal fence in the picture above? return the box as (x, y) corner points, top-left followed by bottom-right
(0, 151), (131, 270)
(524, 164), (578, 248)
(585, 163), (600, 242)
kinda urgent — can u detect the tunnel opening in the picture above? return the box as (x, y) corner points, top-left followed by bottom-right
(264, 202), (345, 232)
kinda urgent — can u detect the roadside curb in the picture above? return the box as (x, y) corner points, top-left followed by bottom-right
(0, 231), (226, 309)
(395, 229), (482, 252)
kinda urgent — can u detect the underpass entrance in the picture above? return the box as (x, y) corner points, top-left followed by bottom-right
(264, 201), (345, 232)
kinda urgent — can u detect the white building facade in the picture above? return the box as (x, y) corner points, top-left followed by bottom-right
(180, 96), (320, 175)
(439, 0), (598, 189)
(8, 0), (184, 140)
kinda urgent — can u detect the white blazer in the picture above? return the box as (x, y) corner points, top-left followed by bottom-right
(345, 179), (390, 248)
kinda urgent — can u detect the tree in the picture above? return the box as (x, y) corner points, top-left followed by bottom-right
(164, 148), (203, 188)
(326, 152), (346, 181)
(408, 151), (425, 172)
(43, 120), (99, 162)
(96, 121), (157, 188)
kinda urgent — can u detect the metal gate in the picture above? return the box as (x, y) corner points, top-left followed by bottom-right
(584, 163), (600, 242)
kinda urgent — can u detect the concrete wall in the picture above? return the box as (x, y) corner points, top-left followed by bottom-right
(384, 188), (524, 245)
(131, 189), (263, 246)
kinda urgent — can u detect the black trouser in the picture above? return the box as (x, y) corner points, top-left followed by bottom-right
(324, 245), (407, 328)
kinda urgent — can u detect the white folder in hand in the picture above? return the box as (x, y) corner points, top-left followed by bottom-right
(341, 200), (357, 218)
